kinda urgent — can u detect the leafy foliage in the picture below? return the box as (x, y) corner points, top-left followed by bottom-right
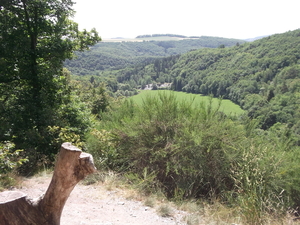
(1, 3), (300, 223)
(0, 141), (28, 188)
(87, 91), (300, 224)
(102, 29), (300, 133)
(0, 142), (28, 175)
(0, 0), (100, 161)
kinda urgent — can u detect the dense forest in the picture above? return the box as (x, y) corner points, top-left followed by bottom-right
(100, 30), (300, 136)
(64, 36), (245, 75)
(68, 30), (300, 138)
(2, 1), (300, 223)
(70, 30), (300, 224)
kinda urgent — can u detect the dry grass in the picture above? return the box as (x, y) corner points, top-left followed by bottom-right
(190, 201), (299, 225)
(5, 170), (300, 225)
(183, 214), (201, 225)
(81, 171), (126, 191)
(80, 171), (300, 225)
(179, 201), (201, 213)
(156, 203), (174, 217)
(176, 198), (300, 225)
(144, 196), (156, 208)
(0, 171), (25, 191)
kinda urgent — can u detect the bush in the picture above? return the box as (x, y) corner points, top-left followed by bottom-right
(85, 129), (120, 170)
(90, 92), (245, 198)
(87, 91), (300, 224)
(0, 141), (28, 188)
(0, 142), (28, 174)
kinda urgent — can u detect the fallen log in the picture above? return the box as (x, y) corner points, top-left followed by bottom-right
(0, 142), (96, 225)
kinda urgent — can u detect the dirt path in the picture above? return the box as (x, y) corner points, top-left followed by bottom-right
(15, 174), (188, 225)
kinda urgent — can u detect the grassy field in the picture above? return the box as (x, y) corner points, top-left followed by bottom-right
(129, 90), (244, 115)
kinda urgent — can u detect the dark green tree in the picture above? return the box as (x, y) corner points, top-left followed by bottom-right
(0, 0), (100, 155)
(91, 83), (110, 118)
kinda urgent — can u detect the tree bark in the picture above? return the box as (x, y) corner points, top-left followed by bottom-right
(0, 142), (96, 225)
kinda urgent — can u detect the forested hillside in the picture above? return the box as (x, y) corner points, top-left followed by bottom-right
(113, 29), (300, 134)
(2, 1), (300, 222)
(64, 36), (245, 75)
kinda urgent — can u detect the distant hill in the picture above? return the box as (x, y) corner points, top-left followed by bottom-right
(64, 36), (245, 76)
(136, 34), (188, 38)
(112, 29), (300, 132)
(244, 35), (271, 42)
(135, 34), (201, 39)
(103, 34), (202, 42)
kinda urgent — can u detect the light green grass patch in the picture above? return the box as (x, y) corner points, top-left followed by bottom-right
(129, 90), (244, 116)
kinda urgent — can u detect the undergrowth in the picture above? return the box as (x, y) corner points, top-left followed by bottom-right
(81, 170), (299, 225)
(0, 141), (28, 189)
(86, 91), (300, 224)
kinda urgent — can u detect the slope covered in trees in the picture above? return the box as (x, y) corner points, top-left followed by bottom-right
(2, 2), (300, 222)
(64, 36), (245, 75)
(113, 29), (300, 135)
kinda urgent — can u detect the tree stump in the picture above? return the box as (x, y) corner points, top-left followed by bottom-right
(0, 142), (96, 225)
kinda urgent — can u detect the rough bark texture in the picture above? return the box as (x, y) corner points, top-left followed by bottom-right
(0, 142), (96, 225)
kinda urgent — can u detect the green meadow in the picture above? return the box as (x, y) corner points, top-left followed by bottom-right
(129, 90), (244, 115)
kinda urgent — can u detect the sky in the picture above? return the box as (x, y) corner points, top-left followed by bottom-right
(72, 0), (300, 40)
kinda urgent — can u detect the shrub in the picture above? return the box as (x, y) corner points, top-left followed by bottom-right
(91, 92), (245, 198)
(47, 126), (84, 149)
(0, 141), (28, 188)
(157, 204), (174, 217)
(0, 142), (28, 175)
(85, 129), (120, 170)
(88, 91), (300, 224)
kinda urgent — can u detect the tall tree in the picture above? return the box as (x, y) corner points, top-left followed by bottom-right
(0, 0), (100, 154)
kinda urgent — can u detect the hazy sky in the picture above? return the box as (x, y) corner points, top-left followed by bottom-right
(72, 0), (299, 40)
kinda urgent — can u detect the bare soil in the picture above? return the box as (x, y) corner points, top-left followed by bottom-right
(14, 174), (188, 225)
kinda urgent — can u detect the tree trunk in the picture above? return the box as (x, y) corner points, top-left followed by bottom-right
(0, 142), (96, 225)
